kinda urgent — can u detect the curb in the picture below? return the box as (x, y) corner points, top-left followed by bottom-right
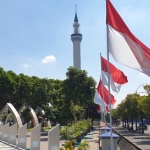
(113, 128), (142, 150)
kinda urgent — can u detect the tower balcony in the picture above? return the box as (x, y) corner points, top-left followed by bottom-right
(71, 33), (82, 42)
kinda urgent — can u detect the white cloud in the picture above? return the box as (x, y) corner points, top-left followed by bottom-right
(41, 55), (56, 64)
(21, 63), (28, 68)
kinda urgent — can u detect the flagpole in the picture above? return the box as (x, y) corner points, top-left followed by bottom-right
(100, 53), (107, 132)
(99, 108), (101, 150)
(106, 28), (114, 150)
(99, 75), (104, 150)
(106, 1), (114, 150)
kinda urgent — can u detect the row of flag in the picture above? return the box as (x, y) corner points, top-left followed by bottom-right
(94, 56), (128, 113)
(96, 104), (110, 114)
(94, 0), (150, 114)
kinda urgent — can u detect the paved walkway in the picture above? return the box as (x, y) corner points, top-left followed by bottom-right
(59, 128), (100, 150)
(0, 142), (17, 150)
(25, 127), (100, 150)
(113, 125), (150, 150)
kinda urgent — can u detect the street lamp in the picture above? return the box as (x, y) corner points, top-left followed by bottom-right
(135, 83), (146, 134)
(135, 83), (145, 94)
(136, 91), (147, 95)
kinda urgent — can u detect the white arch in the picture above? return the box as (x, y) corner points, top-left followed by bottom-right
(0, 103), (22, 129)
(35, 106), (45, 116)
(29, 108), (39, 127)
(34, 106), (51, 127)
(19, 103), (38, 127)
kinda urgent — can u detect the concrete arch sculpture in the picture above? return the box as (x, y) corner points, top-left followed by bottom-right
(35, 106), (51, 127)
(18, 103), (39, 127)
(35, 106), (45, 116)
(0, 103), (22, 128)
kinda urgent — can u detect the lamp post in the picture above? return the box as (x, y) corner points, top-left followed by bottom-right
(135, 83), (145, 134)
(135, 83), (144, 94)
(136, 91), (147, 94)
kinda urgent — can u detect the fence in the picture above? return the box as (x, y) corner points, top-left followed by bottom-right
(0, 123), (60, 150)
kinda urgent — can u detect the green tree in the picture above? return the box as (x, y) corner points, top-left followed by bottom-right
(0, 68), (17, 109)
(63, 67), (96, 120)
(70, 102), (84, 122)
(20, 108), (32, 126)
(143, 84), (150, 95)
(124, 94), (139, 130)
(112, 107), (120, 121)
(44, 105), (59, 124)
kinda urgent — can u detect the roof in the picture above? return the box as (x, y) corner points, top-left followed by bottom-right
(74, 13), (78, 22)
(100, 131), (119, 138)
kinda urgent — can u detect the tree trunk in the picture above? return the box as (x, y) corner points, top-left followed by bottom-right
(125, 118), (127, 128)
(141, 112), (144, 134)
(135, 116), (137, 131)
(127, 118), (129, 130)
(131, 117), (134, 130)
(123, 118), (125, 127)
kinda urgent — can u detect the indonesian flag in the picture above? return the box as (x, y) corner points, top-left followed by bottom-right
(97, 80), (116, 105)
(94, 90), (105, 109)
(106, 0), (150, 76)
(96, 105), (101, 113)
(105, 105), (110, 113)
(101, 56), (128, 93)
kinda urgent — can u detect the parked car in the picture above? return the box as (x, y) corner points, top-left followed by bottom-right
(138, 122), (146, 126)
(138, 121), (148, 130)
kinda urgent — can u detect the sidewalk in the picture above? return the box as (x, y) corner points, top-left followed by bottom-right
(25, 127), (100, 150)
(0, 142), (17, 150)
(113, 125), (150, 150)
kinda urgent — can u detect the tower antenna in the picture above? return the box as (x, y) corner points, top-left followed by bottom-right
(75, 5), (77, 13)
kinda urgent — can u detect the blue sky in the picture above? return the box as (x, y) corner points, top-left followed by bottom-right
(0, 0), (150, 107)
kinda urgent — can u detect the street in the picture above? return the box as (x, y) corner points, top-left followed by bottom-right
(132, 124), (150, 134)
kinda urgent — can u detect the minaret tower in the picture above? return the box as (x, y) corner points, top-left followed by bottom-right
(71, 7), (82, 70)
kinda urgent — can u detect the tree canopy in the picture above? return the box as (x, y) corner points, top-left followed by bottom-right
(0, 66), (98, 124)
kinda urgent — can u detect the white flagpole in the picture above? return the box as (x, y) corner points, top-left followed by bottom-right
(100, 53), (107, 132)
(106, 2), (114, 149)
(106, 26), (114, 150)
(99, 75), (104, 125)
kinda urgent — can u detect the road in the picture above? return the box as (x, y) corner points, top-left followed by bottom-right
(144, 125), (150, 134)
(132, 124), (150, 134)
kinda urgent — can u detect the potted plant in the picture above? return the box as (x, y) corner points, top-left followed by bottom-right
(64, 141), (75, 150)
(77, 140), (90, 150)
(75, 130), (82, 143)
(58, 141), (75, 150)
(60, 126), (76, 142)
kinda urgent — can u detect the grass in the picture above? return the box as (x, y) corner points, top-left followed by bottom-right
(42, 126), (52, 131)
(27, 128), (32, 132)
(26, 126), (52, 132)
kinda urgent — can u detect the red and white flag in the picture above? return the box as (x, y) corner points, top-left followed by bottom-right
(97, 80), (116, 105)
(96, 105), (101, 113)
(106, 0), (150, 77)
(93, 90), (105, 109)
(101, 56), (128, 93)
(105, 105), (110, 113)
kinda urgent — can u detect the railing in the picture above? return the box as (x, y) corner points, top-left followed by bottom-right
(113, 129), (142, 150)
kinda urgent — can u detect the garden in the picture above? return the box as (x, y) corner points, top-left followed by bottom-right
(60, 119), (92, 150)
